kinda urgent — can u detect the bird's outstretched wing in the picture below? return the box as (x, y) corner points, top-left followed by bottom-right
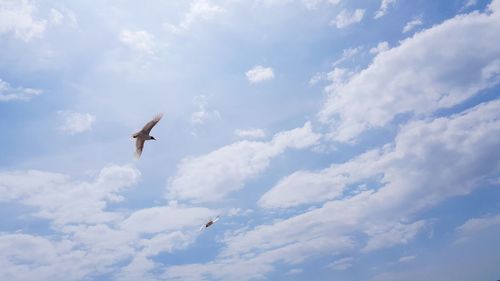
(135, 138), (145, 158)
(141, 113), (163, 134)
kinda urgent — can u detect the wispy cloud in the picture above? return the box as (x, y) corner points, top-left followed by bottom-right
(165, 0), (224, 32)
(0, 78), (42, 102)
(246, 65), (275, 83)
(369, 41), (389, 54)
(234, 128), (266, 138)
(374, 0), (397, 19)
(119, 29), (156, 55)
(456, 213), (500, 243)
(331, 9), (365, 29)
(58, 111), (96, 135)
(190, 95), (221, 125)
(462, 0), (478, 10)
(398, 255), (416, 263)
(403, 17), (423, 33)
(332, 46), (362, 67)
(327, 257), (353, 270)
(301, 0), (341, 10)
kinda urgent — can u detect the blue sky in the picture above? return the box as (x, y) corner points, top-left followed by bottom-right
(1, 0), (499, 280)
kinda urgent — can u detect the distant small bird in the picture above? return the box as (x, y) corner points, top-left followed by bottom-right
(132, 113), (163, 158)
(199, 216), (220, 232)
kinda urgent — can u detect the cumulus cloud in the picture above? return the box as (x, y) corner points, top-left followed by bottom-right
(262, 99), (500, 209)
(0, 164), (219, 281)
(374, 0), (397, 19)
(196, 98), (500, 279)
(58, 111), (96, 135)
(167, 122), (321, 203)
(320, 5), (500, 142)
(119, 29), (156, 55)
(402, 17), (423, 33)
(245, 65), (275, 83)
(0, 165), (140, 225)
(0, 0), (46, 41)
(331, 9), (365, 29)
(234, 128), (266, 138)
(0, 78), (42, 102)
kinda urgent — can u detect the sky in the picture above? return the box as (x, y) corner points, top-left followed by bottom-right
(0, 0), (499, 280)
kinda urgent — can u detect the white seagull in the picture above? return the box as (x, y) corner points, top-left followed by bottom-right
(132, 113), (163, 158)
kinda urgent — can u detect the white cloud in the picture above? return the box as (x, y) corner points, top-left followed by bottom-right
(119, 29), (156, 55)
(165, 236), (354, 281)
(49, 8), (63, 25)
(331, 9), (365, 29)
(301, 0), (341, 10)
(245, 65), (275, 83)
(320, 5), (500, 142)
(286, 268), (303, 275)
(262, 99), (500, 209)
(402, 17), (423, 33)
(398, 255), (416, 263)
(227, 208), (253, 217)
(190, 95), (221, 125)
(327, 257), (353, 270)
(463, 0), (478, 9)
(167, 122), (321, 203)
(0, 78), (42, 102)
(332, 46), (362, 67)
(234, 128), (266, 138)
(369, 41), (389, 54)
(208, 94), (500, 275)
(0, 164), (218, 281)
(0, 165), (140, 225)
(58, 111), (96, 135)
(164, 96), (500, 281)
(456, 213), (500, 242)
(166, 0), (224, 32)
(0, 0), (46, 41)
(374, 0), (397, 19)
(363, 221), (427, 252)
(120, 203), (217, 234)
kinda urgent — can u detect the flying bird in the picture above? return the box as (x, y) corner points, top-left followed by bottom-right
(132, 113), (163, 158)
(199, 216), (220, 232)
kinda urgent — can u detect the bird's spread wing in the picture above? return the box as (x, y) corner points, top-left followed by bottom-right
(135, 138), (145, 158)
(141, 113), (163, 134)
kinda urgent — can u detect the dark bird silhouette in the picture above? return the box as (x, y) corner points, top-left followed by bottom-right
(132, 113), (163, 158)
